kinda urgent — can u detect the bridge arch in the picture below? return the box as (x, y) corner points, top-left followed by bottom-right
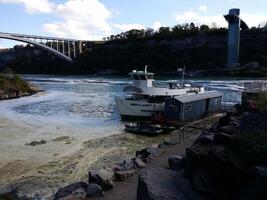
(0, 33), (73, 63)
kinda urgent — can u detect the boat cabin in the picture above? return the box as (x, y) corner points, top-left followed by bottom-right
(164, 91), (222, 123)
(129, 66), (155, 88)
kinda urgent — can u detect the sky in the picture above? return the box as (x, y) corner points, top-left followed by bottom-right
(0, 0), (267, 48)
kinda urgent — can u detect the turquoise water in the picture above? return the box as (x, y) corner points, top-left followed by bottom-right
(0, 75), (264, 135)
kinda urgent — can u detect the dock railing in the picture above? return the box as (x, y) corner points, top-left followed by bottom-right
(244, 81), (267, 92)
(170, 113), (222, 144)
(219, 104), (236, 113)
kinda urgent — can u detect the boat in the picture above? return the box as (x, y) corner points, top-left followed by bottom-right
(115, 66), (206, 120)
(125, 122), (163, 136)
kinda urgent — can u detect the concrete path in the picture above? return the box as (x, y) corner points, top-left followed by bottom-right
(96, 133), (200, 200)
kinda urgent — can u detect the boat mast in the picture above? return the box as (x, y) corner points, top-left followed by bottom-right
(179, 65), (186, 87)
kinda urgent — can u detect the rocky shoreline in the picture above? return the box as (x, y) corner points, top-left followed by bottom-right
(0, 122), (199, 200)
(1, 78), (266, 200)
(0, 83), (44, 100)
(137, 105), (267, 200)
(38, 104), (267, 200)
(0, 73), (44, 101)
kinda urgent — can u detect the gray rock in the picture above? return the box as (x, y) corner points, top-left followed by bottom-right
(213, 132), (233, 144)
(137, 167), (187, 200)
(11, 178), (56, 200)
(121, 159), (136, 170)
(146, 144), (162, 157)
(0, 184), (13, 195)
(111, 164), (123, 172)
(168, 155), (184, 171)
(89, 168), (115, 191)
(191, 170), (216, 198)
(219, 125), (238, 135)
(136, 145), (164, 162)
(133, 157), (146, 168)
(58, 188), (86, 200)
(114, 169), (137, 181)
(163, 137), (177, 145)
(86, 183), (104, 198)
(255, 166), (267, 195)
(196, 134), (214, 144)
(54, 182), (87, 200)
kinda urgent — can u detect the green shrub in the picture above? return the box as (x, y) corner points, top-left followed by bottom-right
(0, 73), (31, 93)
(256, 92), (267, 111)
(229, 133), (267, 166)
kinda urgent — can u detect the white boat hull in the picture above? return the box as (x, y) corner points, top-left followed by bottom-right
(115, 97), (164, 120)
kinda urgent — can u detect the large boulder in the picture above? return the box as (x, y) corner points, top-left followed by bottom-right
(219, 125), (238, 135)
(133, 157), (146, 168)
(6, 178), (57, 200)
(217, 114), (231, 127)
(168, 155), (185, 171)
(137, 167), (187, 200)
(213, 132), (233, 144)
(54, 182), (87, 200)
(163, 137), (177, 145)
(86, 183), (104, 198)
(89, 168), (115, 191)
(112, 159), (136, 172)
(239, 111), (267, 134)
(114, 169), (137, 181)
(196, 134), (214, 145)
(191, 170), (216, 198)
(136, 144), (164, 162)
(255, 166), (267, 196)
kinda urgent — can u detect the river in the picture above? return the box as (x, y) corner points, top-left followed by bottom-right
(0, 75), (259, 137)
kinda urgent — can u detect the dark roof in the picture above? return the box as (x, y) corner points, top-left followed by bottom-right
(173, 91), (223, 103)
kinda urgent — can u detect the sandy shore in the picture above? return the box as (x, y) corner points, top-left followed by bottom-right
(0, 116), (173, 197)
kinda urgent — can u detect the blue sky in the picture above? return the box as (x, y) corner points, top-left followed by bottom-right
(0, 0), (267, 48)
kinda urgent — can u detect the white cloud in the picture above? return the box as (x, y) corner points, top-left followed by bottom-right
(0, 0), (54, 13)
(112, 23), (145, 32)
(0, 0), (113, 40)
(153, 21), (163, 30)
(42, 0), (112, 40)
(174, 11), (225, 27)
(175, 10), (267, 28)
(0, 44), (6, 49)
(241, 13), (267, 27)
(198, 5), (207, 12)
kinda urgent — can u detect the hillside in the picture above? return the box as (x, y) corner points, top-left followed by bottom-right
(2, 24), (267, 76)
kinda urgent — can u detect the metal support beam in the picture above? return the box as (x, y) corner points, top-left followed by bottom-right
(79, 41), (82, 54)
(68, 41), (71, 58)
(73, 41), (76, 58)
(62, 41), (65, 55)
(56, 41), (59, 51)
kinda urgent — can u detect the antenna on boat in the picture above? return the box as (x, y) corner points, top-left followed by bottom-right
(145, 65), (148, 73)
(181, 65), (185, 87)
(177, 65), (186, 87)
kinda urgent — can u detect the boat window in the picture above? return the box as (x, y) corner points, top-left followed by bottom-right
(133, 75), (139, 80)
(214, 98), (221, 105)
(140, 75), (147, 80)
(185, 104), (192, 112)
(147, 75), (154, 79)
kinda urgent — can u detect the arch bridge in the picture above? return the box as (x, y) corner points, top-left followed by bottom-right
(0, 32), (89, 63)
